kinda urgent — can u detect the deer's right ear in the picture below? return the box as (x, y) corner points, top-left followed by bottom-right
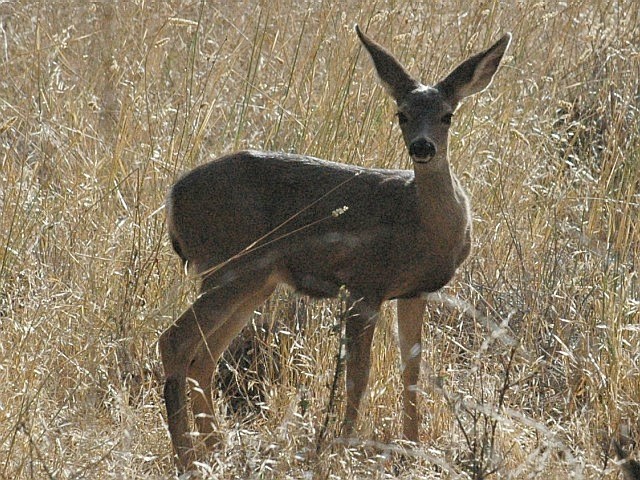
(436, 33), (511, 107)
(356, 25), (420, 102)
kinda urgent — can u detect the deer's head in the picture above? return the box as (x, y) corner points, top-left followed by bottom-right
(356, 26), (511, 169)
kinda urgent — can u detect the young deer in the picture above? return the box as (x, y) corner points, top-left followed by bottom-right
(159, 25), (511, 469)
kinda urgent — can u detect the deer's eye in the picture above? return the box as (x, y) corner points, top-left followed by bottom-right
(441, 113), (453, 125)
(396, 112), (408, 125)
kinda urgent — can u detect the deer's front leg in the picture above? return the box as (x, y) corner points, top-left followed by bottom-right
(396, 297), (426, 442)
(343, 299), (380, 437)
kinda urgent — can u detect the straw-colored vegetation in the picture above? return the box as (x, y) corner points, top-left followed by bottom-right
(1, 1), (638, 478)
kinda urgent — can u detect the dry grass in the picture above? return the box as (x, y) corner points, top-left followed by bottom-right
(1, 1), (638, 478)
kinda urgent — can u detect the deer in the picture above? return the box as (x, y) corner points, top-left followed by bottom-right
(159, 25), (511, 470)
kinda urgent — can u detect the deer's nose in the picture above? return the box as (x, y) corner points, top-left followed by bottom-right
(409, 139), (437, 160)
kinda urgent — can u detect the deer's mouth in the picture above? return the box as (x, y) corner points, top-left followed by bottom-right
(411, 154), (435, 164)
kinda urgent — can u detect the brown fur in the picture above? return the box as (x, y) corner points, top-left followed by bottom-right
(159, 25), (511, 470)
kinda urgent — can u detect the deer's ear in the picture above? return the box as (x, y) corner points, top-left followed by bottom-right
(436, 33), (511, 107)
(356, 25), (421, 102)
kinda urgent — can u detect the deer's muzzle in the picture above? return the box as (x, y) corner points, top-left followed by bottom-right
(409, 139), (436, 162)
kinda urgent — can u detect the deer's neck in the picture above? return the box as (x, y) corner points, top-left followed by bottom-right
(412, 162), (470, 252)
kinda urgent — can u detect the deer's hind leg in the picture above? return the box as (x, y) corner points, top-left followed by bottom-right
(186, 282), (276, 448)
(159, 271), (278, 470)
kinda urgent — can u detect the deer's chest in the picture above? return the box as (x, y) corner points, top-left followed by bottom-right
(383, 215), (471, 298)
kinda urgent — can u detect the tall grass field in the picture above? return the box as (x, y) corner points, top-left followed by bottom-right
(1, 1), (638, 478)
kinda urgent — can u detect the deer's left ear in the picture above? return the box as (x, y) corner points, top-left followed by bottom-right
(436, 33), (511, 107)
(356, 25), (421, 103)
